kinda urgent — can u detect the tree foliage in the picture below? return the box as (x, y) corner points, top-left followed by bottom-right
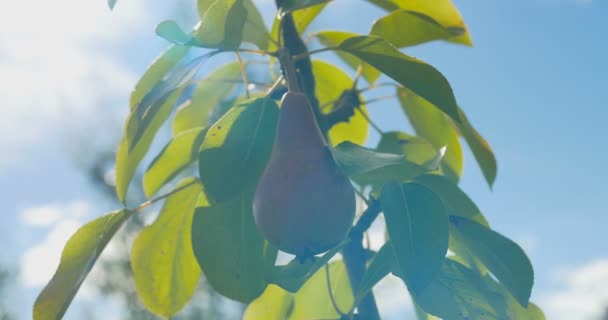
(35, 0), (542, 319)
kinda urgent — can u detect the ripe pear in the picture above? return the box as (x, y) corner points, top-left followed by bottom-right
(253, 91), (356, 258)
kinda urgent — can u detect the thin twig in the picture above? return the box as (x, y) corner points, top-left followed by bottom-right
(356, 107), (384, 135)
(325, 264), (346, 317)
(132, 179), (198, 212)
(292, 47), (337, 61)
(235, 52), (250, 98)
(363, 95), (395, 105)
(358, 82), (398, 93)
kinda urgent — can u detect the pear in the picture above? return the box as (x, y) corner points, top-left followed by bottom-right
(253, 91), (356, 258)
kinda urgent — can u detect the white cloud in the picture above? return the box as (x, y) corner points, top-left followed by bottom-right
(0, 0), (147, 169)
(20, 200), (90, 227)
(543, 259), (608, 320)
(20, 219), (82, 287)
(18, 200), (96, 287)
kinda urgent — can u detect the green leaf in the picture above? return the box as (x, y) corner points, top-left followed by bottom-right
(173, 62), (241, 135)
(456, 107), (497, 188)
(411, 174), (487, 226)
(33, 209), (132, 320)
(413, 259), (500, 320)
(331, 141), (431, 186)
(316, 31), (381, 83)
(414, 259), (543, 320)
(355, 242), (393, 304)
(108, 0), (117, 10)
(371, 11), (469, 48)
(377, 131), (440, 167)
(143, 128), (207, 197)
(397, 87), (463, 181)
(156, 20), (194, 46)
(194, 0), (247, 49)
(191, 191), (276, 303)
(380, 182), (448, 293)
(289, 261), (353, 320)
(365, 0), (473, 46)
(312, 60), (369, 146)
(450, 216), (534, 307)
(198, 97), (279, 203)
(129, 45), (190, 111)
(131, 178), (202, 317)
(198, 0), (269, 50)
(278, 0), (332, 18)
(116, 86), (187, 204)
(266, 241), (345, 293)
(117, 54), (207, 203)
(338, 35), (461, 122)
(243, 285), (294, 320)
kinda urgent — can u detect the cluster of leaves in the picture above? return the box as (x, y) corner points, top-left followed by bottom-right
(34, 0), (543, 319)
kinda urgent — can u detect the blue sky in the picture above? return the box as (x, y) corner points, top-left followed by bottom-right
(0, 0), (606, 319)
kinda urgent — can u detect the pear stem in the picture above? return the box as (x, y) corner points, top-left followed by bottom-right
(277, 47), (300, 93)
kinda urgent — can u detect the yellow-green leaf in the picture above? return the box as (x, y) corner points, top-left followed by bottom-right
(173, 62), (241, 135)
(289, 261), (353, 320)
(367, 0), (472, 46)
(34, 209), (132, 320)
(143, 128), (207, 197)
(243, 285), (294, 320)
(129, 45), (190, 110)
(372, 10), (465, 48)
(456, 107), (497, 188)
(397, 87), (463, 181)
(194, 0), (248, 49)
(312, 60), (369, 146)
(131, 178), (203, 317)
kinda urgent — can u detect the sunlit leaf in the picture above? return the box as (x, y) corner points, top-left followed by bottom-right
(191, 191), (276, 303)
(130, 45), (190, 111)
(194, 0), (247, 49)
(131, 178), (203, 317)
(397, 87), (463, 181)
(450, 216), (534, 307)
(33, 209), (132, 320)
(156, 20), (194, 46)
(380, 182), (448, 293)
(332, 141), (430, 186)
(143, 128), (207, 197)
(338, 35), (460, 123)
(116, 86), (187, 204)
(278, 0), (332, 18)
(266, 241), (345, 293)
(377, 131), (439, 166)
(198, 97), (278, 203)
(117, 54), (208, 203)
(243, 285), (294, 320)
(456, 107), (497, 188)
(316, 31), (381, 83)
(173, 62), (241, 135)
(312, 60), (368, 146)
(366, 0), (472, 46)
(289, 261), (353, 320)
